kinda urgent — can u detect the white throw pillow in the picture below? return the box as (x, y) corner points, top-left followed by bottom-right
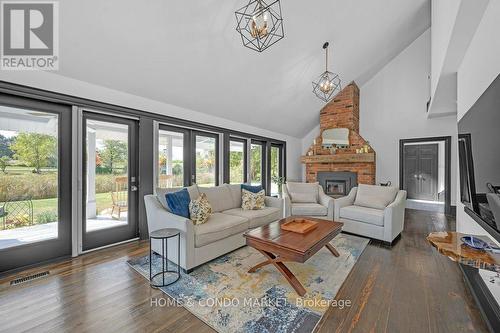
(354, 184), (399, 210)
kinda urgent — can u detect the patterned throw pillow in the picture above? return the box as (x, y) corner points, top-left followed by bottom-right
(241, 189), (265, 210)
(189, 193), (212, 225)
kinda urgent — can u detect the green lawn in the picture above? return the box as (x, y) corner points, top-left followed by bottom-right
(28, 192), (114, 222)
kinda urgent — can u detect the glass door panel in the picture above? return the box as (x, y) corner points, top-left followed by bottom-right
(250, 142), (263, 186)
(270, 145), (282, 196)
(229, 139), (246, 184)
(158, 129), (186, 188)
(82, 113), (138, 251)
(193, 132), (218, 187)
(0, 95), (71, 272)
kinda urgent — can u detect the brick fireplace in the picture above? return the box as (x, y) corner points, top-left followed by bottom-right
(302, 82), (376, 195)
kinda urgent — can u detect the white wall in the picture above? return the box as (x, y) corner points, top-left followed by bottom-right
(0, 71), (303, 181)
(456, 0), (500, 237)
(358, 29), (457, 204)
(431, 0), (460, 96)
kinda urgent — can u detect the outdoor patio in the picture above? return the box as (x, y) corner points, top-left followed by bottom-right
(0, 214), (127, 250)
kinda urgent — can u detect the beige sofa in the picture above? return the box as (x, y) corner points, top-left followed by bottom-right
(334, 184), (407, 244)
(144, 184), (283, 272)
(282, 182), (334, 220)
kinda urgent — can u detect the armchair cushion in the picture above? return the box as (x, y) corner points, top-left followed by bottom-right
(291, 203), (327, 216)
(286, 182), (319, 203)
(194, 213), (248, 247)
(223, 206), (281, 228)
(340, 205), (384, 226)
(354, 184), (399, 210)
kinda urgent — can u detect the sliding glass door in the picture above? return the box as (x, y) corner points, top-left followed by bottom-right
(158, 126), (189, 188)
(250, 141), (264, 186)
(0, 94), (72, 272)
(229, 138), (247, 184)
(82, 112), (139, 251)
(270, 144), (283, 196)
(193, 131), (219, 187)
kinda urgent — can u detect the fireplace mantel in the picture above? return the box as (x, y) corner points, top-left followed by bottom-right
(301, 152), (375, 164)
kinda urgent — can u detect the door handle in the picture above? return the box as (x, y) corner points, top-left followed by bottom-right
(130, 185), (138, 192)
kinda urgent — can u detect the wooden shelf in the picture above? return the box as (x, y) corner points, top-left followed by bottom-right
(301, 152), (375, 164)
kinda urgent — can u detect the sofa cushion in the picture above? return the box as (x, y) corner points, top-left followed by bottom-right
(286, 182), (318, 203)
(156, 185), (199, 212)
(223, 206), (281, 228)
(194, 213), (249, 247)
(165, 188), (191, 218)
(354, 184), (398, 210)
(241, 189), (265, 210)
(340, 205), (384, 226)
(225, 184), (242, 208)
(291, 203), (327, 216)
(198, 185), (235, 212)
(189, 193), (212, 225)
(241, 184), (263, 193)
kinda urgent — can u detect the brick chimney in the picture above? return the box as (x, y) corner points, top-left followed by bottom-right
(302, 82), (376, 185)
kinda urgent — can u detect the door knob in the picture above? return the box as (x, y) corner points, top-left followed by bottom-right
(130, 185), (138, 192)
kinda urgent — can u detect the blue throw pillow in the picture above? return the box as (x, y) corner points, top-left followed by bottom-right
(241, 184), (263, 193)
(166, 189), (191, 218)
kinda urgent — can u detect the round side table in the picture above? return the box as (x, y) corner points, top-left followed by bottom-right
(149, 228), (181, 288)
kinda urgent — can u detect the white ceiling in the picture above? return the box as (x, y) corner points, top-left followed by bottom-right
(57, 0), (430, 138)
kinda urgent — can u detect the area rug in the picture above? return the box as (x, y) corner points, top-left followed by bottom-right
(128, 233), (368, 333)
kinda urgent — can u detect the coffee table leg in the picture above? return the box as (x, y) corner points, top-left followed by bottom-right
(249, 249), (307, 297)
(325, 243), (340, 257)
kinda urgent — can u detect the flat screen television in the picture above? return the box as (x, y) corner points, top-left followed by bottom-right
(458, 73), (500, 240)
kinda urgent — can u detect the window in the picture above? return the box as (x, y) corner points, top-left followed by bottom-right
(0, 107), (59, 249)
(194, 133), (218, 187)
(270, 144), (283, 195)
(250, 142), (264, 186)
(158, 129), (185, 188)
(229, 139), (246, 184)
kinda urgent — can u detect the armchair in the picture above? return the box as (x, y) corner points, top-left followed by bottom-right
(283, 182), (334, 220)
(334, 185), (407, 244)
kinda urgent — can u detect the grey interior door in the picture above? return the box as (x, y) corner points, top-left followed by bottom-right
(403, 144), (438, 201)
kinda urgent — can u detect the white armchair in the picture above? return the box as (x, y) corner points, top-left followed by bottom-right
(334, 185), (407, 244)
(283, 182), (334, 220)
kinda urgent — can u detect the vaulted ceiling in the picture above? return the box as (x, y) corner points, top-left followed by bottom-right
(57, 0), (430, 138)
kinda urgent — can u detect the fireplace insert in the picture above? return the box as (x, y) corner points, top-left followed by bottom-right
(317, 171), (357, 198)
(325, 180), (347, 196)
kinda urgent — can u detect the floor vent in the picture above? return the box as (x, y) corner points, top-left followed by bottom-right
(10, 271), (50, 286)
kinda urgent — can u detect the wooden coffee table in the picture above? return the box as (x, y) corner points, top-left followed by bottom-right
(244, 216), (343, 296)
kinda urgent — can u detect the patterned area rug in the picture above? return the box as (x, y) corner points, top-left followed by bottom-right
(128, 233), (369, 333)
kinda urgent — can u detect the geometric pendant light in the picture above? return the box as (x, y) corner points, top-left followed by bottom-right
(312, 42), (341, 102)
(235, 0), (285, 52)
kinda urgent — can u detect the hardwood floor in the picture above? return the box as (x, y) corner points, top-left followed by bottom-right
(0, 209), (489, 333)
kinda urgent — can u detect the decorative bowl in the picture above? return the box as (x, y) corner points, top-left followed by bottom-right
(460, 236), (489, 250)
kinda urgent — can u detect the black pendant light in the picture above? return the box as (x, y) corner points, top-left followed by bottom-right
(312, 42), (341, 102)
(235, 0), (284, 52)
